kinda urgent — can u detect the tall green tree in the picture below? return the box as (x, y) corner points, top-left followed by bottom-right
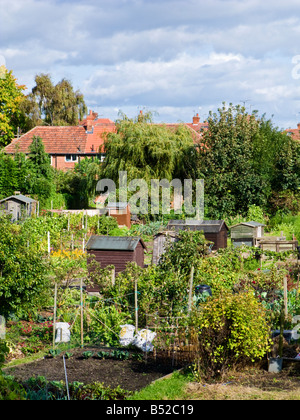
(25, 136), (54, 202)
(0, 217), (50, 317)
(196, 103), (264, 218)
(20, 73), (87, 129)
(0, 67), (26, 146)
(102, 112), (195, 185)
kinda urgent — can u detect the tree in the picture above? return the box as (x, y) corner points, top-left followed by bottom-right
(0, 67), (26, 146)
(21, 73), (87, 129)
(0, 217), (50, 318)
(0, 152), (20, 198)
(25, 136), (54, 203)
(101, 112), (195, 185)
(194, 103), (297, 218)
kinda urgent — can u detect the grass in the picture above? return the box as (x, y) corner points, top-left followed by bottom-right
(128, 369), (192, 400)
(128, 364), (300, 400)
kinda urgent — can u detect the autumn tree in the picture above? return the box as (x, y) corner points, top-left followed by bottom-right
(21, 73), (87, 129)
(0, 66), (26, 146)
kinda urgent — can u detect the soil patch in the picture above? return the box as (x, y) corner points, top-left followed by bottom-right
(4, 347), (180, 392)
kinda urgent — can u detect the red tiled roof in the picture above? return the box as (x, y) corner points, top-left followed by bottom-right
(4, 111), (206, 157)
(284, 125), (300, 141)
(5, 118), (116, 155)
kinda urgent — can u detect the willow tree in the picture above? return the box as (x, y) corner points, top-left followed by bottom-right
(101, 112), (195, 185)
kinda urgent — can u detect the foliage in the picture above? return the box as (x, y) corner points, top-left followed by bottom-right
(21, 73), (87, 129)
(196, 103), (300, 218)
(189, 291), (272, 380)
(101, 112), (195, 185)
(0, 216), (51, 318)
(0, 373), (26, 400)
(159, 230), (210, 277)
(0, 67), (26, 146)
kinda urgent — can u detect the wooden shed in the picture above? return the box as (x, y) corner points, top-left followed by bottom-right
(166, 219), (228, 250)
(86, 236), (147, 291)
(102, 202), (131, 228)
(0, 193), (38, 222)
(230, 221), (265, 247)
(152, 231), (177, 265)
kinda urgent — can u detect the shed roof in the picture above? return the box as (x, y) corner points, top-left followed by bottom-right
(106, 202), (128, 210)
(86, 235), (146, 251)
(0, 194), (37, 204)
(230, 221), (265, 229)
(167, 219), (228, 233)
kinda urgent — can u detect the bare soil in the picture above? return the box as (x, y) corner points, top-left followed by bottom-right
(4, 346), (180, 392)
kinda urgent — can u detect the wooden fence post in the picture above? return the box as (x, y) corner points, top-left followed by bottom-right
(52, 283), (57, 350)
(283, 276), (288, 319)
(135, 277), (138, 335)
(187, 266), (194, 315)
(80, 278), (84, 348)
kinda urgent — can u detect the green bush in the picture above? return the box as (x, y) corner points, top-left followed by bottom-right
(189, 291), (272, 380)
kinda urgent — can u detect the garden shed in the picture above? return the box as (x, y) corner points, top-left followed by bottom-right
(230, 221), (265, 247)
(86, 235), (147, 292)
(166, 219), (228, 250)
(101, 202), (131, 228)
(152, 231), (177, 265)
(0, 193), (38, 222)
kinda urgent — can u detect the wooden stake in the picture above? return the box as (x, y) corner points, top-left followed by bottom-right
(48, 231), (51, 256)
(80, 278), (84, 348)
(135, 276), (138, 335)
(283, 276), (288, 319)
(52, 283), (57, 350)
(188, 266), (194, 315)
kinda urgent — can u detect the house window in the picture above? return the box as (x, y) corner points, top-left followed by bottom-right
(65, 154), (78, 162)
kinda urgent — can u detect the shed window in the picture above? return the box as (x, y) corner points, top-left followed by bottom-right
(65, 154), (78, 162)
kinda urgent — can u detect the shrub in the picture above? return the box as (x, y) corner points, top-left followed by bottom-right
(189, 291), (271, 380)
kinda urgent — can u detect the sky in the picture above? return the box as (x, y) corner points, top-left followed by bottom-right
(1, 0), (300, 129)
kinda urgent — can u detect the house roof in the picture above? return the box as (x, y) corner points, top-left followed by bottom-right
(167, 219), (229, 233)
(4, 116), (116, 156)
(4, 111), (206, 158)
(0, 194), (37, 204)
(284, 125), (300, 141)
(86, 235), (147, 251)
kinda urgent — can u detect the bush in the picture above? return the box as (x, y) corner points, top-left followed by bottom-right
(189, 291), (271, 380)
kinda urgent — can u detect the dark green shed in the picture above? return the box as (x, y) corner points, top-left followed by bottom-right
(230, 221), (265, 247)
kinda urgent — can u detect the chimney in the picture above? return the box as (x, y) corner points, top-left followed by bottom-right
(297, 123), (300, 130)
(193, 113), (200, 124)
(85, 110), (98, 131)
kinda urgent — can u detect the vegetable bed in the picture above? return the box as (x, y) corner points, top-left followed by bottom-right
(4, 347), (179, 392)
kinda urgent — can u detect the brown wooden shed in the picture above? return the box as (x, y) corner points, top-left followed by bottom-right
(106, 202), (131, 228)
(86, 235), (146, 274)
(166, 219), (228, 250)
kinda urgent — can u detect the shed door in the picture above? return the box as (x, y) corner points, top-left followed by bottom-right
(7, 202), (18, 220)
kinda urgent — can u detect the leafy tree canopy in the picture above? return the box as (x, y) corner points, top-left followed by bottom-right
(195, 103), (300, 218)
(0, 67), (26, 146)
(20, 73), (87, 129)
(101, 111), (195, 185)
